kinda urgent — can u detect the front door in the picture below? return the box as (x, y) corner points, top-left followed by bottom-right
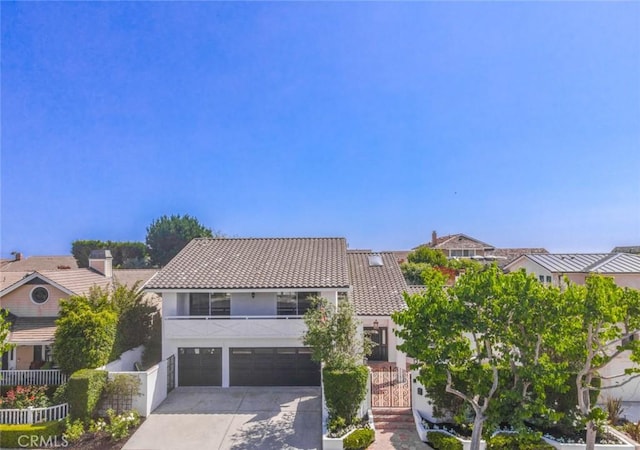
(365, 327), (388, 361)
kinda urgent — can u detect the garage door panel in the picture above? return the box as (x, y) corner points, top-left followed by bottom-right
(230, 347), (320, 386)
(178, 347), (222, 386)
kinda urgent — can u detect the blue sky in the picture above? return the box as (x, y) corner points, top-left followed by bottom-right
(2, 2), (639, 258)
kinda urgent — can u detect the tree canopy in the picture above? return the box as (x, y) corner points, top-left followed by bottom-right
(0, 309), (15, 360)
(393, 266), (569, 450)
(71, 240), (148, 268)
(145, 214), (217, 267)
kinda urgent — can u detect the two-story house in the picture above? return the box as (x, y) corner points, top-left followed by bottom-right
(0, 251), (157, 370)
(146, 238), (351, 388)
(145, 238), (417, 388)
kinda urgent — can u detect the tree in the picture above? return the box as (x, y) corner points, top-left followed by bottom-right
(393, 266), (566, 450)
(407, 246), (448, 266)
(559, 275), (640, 450)
(303, 297), (372, 370)
(0, 309), (15, 362)
(110, 281), (158, 358)
(54, 291), (118, 375)
(145, 214), (216, 266)
(71, 240), (148, 268)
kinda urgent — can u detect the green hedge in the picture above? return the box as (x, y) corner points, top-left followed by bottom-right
(426, 431), (463, 450)
(323, 365), (369, 424)
(343, 428), (375, 450)
(487, 433), (556, 450)
(0, 421), (64, 449)
(67, 369), (108, 421)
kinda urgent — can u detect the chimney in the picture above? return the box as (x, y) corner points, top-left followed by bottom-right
(14, 252), (23, 261)
(431, 230), (438, 247)
(88, 250), (113, 278)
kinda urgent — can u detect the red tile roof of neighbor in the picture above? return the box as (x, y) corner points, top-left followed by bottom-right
(146, 238), (350, 290)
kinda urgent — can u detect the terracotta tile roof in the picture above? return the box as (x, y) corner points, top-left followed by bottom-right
(490, 248), (549, 266)
(112, 269), (158, 288)
(146, 238), (349, 290)
(405, 285), (426, 295)
(8, 317), (57, 344)
(347, 251), (408, 316)
(38, 269), (113, 295)
(1, 255), (78, 272)
(0, 272), (30, 291)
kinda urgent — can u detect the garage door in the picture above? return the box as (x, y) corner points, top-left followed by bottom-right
(230, 347), (320, 386)
(178, 347), (222, 386)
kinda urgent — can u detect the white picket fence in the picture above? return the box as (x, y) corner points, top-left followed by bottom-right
(0, 370), (67, 386)
(0, 403), (68, 425)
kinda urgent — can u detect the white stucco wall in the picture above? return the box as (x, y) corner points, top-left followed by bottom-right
(598, 350), (640, 402)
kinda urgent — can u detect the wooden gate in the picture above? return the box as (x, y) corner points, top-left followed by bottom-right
(371, 366), (411, 408)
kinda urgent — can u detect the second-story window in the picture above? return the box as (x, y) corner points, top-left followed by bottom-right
(189, 293), (231, 316)
(277, 292), (319, 315)
(210, 293), (231, 315)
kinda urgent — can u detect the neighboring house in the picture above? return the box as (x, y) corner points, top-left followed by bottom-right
(347, 251), (410, 369)
(504, 252), (640, 289)
(0, 251), (158, 370)
(418, 231), (496, 259)
(613, 245), (640, 255)
(145, 238), (415, 388)
(412, 231), (548, 266)
(504, 252), (640, 403)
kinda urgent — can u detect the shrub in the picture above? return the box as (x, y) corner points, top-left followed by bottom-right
(63, 418), (85, 443)
(328, 415), (347, 434)
(0, 421), (64, 449)
(0, 385), (50, 409)
(52, 383), (68, 405)
(104, 408), (140, 441)
(343, 428), (375, 450)
(606, 397), (624, 425)
(323, 365), (369, 425)
(67, 369), (108, 421)
(622, 421), (640, 442)
(142, 312), (162, 369)
(426, 431), (463, 450)
(488, 433), (556, 450)
(110, 281), (157, 358)
(54, 293), (118, 375)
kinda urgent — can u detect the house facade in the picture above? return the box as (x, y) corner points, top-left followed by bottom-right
(146, 238), (415, 388)
(504, 252), (640, 289)
(0, 251), (157, 370)
(347, 251), (409, 369)
(146, 238), (351, 388)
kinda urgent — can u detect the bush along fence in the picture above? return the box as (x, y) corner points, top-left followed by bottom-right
(0, 403), (69, 425)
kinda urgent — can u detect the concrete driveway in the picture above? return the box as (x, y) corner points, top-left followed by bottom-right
(123, 386), (322, 450)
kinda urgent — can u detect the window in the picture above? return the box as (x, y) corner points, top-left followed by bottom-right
(189, 293), (210, 316)
(277, 293), (297, 316)
(189, 293), (231, 316)
(277, 292), (319, 315)
(30, 287), (49, 305)
(546, 276), (552, 283)
(210, 293), (230, 316)
(449, 249), (475, 258)
(539, 275), (545, 282)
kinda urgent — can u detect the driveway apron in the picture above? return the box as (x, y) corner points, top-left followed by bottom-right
(123, 386), (322, 450)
